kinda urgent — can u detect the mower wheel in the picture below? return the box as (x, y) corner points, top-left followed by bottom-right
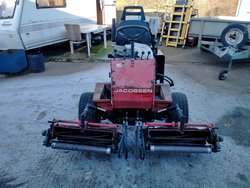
(78, 92), (94, 120)
(171, 92), (189, 123)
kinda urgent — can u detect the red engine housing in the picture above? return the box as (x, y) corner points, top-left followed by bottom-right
(111, 59), (155, 109)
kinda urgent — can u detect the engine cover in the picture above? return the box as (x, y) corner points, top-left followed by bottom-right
(111, 59), (155, 109)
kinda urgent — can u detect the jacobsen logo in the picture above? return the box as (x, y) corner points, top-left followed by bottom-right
(113, 88), (153, 93)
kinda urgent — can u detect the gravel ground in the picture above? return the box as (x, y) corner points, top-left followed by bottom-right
(0, 47), (250, 188)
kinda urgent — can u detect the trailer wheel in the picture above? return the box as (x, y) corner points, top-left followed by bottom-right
(170, 92), (189, 123)
(78, 92), (94, 121)
(221, 23), (248, 48)
(218, 70), (228, 80)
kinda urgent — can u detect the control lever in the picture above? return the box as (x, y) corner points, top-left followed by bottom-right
(134, 51), (138, 60)
(147, 51), (151, 60)
(113, 49), (117, 60)
(141, 51), (145, 60)
(123, 48), (127, 60)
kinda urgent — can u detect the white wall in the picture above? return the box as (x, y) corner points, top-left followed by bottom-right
(102, 0), (116, 25)
(236, 0), (250, 19)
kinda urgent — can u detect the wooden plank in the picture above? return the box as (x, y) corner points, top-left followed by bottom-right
(169, 28), (180, 31)
(166, 42), (177, 47)
(93, 83), (110, 101)
(173, 12), (184, 16)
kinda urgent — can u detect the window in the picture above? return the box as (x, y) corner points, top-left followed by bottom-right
(36, 0), (66, 8)
(0, 0), (17, 19)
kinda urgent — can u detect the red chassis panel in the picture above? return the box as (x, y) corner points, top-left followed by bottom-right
(111, 59), (155, 109)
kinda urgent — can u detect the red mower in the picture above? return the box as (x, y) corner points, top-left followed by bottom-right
(42, 6), (223, 159)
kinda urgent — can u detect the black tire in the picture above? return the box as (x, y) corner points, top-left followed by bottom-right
(170, 92), (189, 123)
(221, 23), (248, 48)
(78, 92), (94, 120)
(218, 70), (228, 80)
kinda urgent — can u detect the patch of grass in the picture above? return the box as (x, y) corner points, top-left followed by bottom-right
(41, 40), (113, 63)
(90, 41), (113, 62)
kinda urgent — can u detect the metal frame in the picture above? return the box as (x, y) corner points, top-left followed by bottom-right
(201, 44), (250, 80)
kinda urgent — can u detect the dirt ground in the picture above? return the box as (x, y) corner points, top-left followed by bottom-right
(0, 45), (250, 188)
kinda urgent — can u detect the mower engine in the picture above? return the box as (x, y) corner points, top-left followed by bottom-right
(42, 6), (222, 159)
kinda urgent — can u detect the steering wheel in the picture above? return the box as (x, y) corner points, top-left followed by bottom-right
(116, 25), (150, 42)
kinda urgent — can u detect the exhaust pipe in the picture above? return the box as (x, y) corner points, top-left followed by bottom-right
(51, 142), (111, 155)
(150, 145), (212, 154)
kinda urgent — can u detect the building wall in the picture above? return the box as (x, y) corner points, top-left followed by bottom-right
(236, 0), (250, 18)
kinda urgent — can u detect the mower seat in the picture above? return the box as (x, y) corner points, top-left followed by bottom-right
(115, 6), (152, 46)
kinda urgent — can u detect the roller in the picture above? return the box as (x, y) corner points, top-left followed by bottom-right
(51, 142), (111, 155)
(150, 145), (212, 154)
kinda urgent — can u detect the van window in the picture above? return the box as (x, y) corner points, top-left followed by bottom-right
(36, 0), (66, 8)
(0, 0), (16, 19)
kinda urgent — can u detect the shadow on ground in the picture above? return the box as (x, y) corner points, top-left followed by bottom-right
(217, 106), (250, 147)
(0, 171), (26, 188)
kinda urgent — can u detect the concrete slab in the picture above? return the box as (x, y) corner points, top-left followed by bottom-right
(0, 47), (250, 188)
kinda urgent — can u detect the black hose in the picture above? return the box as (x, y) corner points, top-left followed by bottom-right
(156, 73), (174, 86)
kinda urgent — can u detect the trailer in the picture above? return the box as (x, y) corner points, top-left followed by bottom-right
(0, 0), (116, 74)
(188, 0), (250, 80)
(188, 15), (250, 80)
(189, 16), (250, 48)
